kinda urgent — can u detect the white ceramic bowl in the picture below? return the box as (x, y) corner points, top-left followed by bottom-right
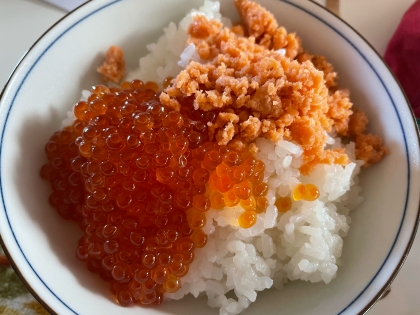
(0, 0), (419, 314)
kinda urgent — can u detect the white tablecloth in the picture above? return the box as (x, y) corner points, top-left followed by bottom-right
(0, 0), (418, 314)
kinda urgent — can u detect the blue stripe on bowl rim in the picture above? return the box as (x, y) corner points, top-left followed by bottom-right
(0, 0), (412, 314)
(283, 2), (410, 314)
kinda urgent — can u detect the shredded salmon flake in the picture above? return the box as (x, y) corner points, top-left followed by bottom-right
(327, 89), (353, 136)
(297, 52), (338, 89)
(97, 45), (125, 83)
(234, 0), (278, 40)
(348, 110), (368, 135)
(160, 0), (387, 174)
(355, 134), (388, 166)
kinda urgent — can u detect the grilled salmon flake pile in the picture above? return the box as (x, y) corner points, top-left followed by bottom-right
(160, 0), (387, 175)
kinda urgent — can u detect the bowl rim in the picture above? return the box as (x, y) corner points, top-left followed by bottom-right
(0, 0), (419, 314)
(293, 3), (420, 314)
(0, 3), (93, 315)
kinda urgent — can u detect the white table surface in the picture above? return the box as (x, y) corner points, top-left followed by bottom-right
(0, 0), (418, 314)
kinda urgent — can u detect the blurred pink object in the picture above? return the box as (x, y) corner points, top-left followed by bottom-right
(384, 0), (420, 117)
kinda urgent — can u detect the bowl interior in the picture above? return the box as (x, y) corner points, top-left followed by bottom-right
(0, 0), (419, 314)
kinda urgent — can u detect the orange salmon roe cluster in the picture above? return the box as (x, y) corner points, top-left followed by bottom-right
(273, 184), (320, 214)
(40, 80), (268, 307)
(292, 183), (320, 202)
(275, 196), (292, 213)
(206, 150), (269, 228)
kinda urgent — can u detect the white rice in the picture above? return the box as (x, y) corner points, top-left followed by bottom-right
(63, 1), (366, 314)
(164, 137), (363, 315)
(126, 0), (231, 86)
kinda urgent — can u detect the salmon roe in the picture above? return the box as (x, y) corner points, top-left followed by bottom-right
(275, 196), (292, 213)
(292, 183), (320, 201)
(40, 80), (268, 307)
(202, 155), (268, 228)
